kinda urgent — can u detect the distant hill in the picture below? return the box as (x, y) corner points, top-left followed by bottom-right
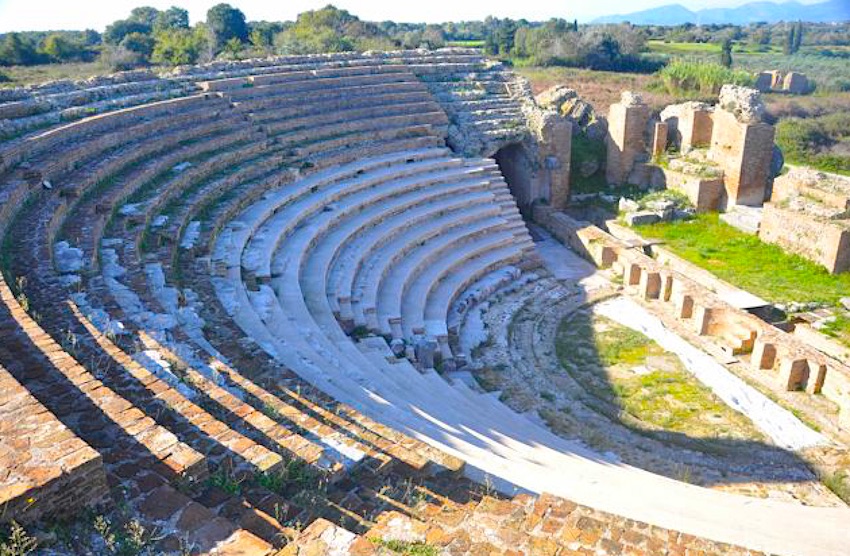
(592, 0), (850, 25)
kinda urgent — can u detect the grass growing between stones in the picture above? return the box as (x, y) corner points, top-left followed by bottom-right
(556, 310), (764, 440)
(370, 538), (439, 556)
(637, 213), (850, 305)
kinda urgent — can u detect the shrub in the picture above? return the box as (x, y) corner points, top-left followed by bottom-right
(0, 521), (37, 556)
(776, 113), (850, 175)
(658, 59), (753, 96)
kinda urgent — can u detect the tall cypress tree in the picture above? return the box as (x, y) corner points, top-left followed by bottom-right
(792, 21), (803, 53)
(720, 38), (733, 68)
(784, 25), (795, 55)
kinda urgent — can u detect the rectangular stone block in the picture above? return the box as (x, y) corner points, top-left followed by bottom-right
(651, 122), (668, 158)
(623, 262), (642, 286)
(778, 358), (809, 391)
(639, 270), (661, 300)
(692, 304), (711, 335)
(806, 362), (827, 394)
(751, 339), (777, 370)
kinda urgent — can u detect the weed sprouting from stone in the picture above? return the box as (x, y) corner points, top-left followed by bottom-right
(0, 521), (37, 556)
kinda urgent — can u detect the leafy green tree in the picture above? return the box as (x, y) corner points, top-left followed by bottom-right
(42, 33), (83, 62)
(120, 32), (155, 59)
(273, 5), (385, 54)
(0, 33), (38, 66)
(129, 6), (161, 27)
(221, 37), (243, 58)
(151, 27), (204, 65)
(104, 19), (150, 45)
(154, 7), (190, 33)
(81, 29), (101, 46)
(720, 38), (733, 68)
(206, 3), (248, 49)
(248, 21), (284, 51)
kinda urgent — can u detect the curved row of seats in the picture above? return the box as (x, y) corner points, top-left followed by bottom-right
(1, 49), (846, 556)
(0, 61), (472, 552)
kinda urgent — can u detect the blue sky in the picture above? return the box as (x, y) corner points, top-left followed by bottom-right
(0, 0), (827, 32)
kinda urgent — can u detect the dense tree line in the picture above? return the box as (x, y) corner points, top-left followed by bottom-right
(645, 20), (849, 50)
(0, 30), (99, 65)
(481, 18), (654, 71)
(2, 4), (849, 71)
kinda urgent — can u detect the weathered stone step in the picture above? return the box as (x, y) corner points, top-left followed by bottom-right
(0, 276), (208, 485)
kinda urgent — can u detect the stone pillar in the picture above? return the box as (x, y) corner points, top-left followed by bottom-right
(709, 86), (775, 207)
(806, 361), (827, 394)
(525, 109), (572, 209)
(754, 72), (773, 92)
(363, 307), (378, 330)
(605, 92), (650, 185)
(673, 291), (694, 319)
(651, 122), (668, 159)
(437, 336), (453, 362)
(777, 358), (809, 391)
(783, 72), (809, 94)
(693, 304), (711, 335)
(639, 270), (661, 300)
(660, 272), (674, 302)
(661, 102), (713, 153)
(623, 262), (641, 286)
(338, 296), (354, 322)
(389, 316), (404, 339)
(594, 244), (617, 268)
(751, 339), (777, 370)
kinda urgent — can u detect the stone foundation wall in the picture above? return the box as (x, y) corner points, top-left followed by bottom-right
(533, 205), (850, 432)
(652, 167), (724, 212)
(760, 204), (850, 274)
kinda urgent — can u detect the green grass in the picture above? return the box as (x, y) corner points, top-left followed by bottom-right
(647, 40), (721, 55)
(819, 314), (850, 348)
(775, 113), (850, 176)
(0, 62), (104, 87)
(556, 311), (763, 439)
(593, 323), (656, 367)
(370, 538), (439, 556)
(637, 213), (850, 305)
(657, 59), (754, 96)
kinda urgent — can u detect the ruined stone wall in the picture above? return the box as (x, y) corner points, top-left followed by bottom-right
(534, 205), (850, 432)
(521, 104), (572, 209)
(605, 93), (650, 185)
(760, 204), (850, 274)
(708, 108), (774, 207)
(652, 167), (724, 212)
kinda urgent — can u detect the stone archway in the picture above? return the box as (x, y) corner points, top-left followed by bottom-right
(494, 142), (538, 216)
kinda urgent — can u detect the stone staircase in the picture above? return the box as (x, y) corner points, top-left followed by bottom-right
(0, 49), (834, 555)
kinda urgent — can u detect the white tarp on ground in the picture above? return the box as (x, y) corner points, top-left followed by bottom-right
(594, 296), (826, 451)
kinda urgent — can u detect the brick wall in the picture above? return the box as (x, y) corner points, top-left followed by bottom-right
(0, 365), (109, 524)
